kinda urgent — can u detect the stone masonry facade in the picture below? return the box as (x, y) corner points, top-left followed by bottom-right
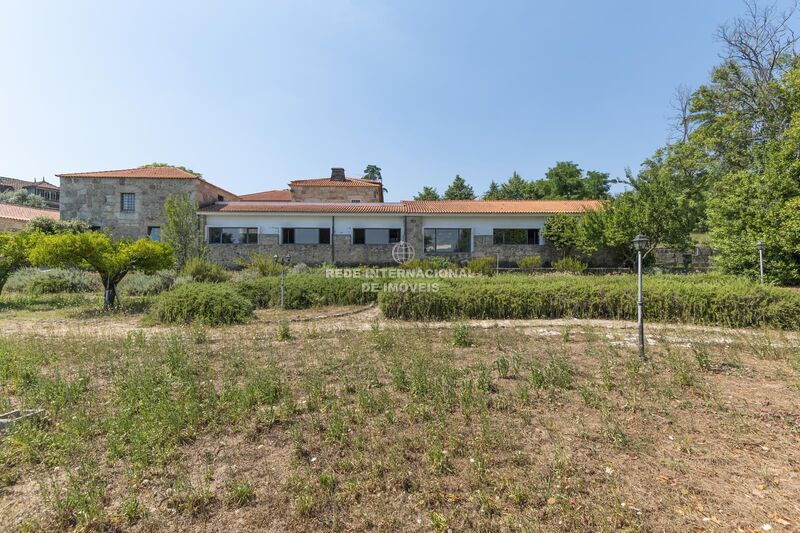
(290, 184), (381, 203)
(60, 176), (235, 239)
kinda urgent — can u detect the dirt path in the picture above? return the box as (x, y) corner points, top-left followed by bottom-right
(0, 305), (796, 348)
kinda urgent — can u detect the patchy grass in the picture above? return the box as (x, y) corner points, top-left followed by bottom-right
(0, 316), (799, 531)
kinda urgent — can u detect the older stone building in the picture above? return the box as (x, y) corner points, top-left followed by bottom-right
(244, 168), (384, 203)
(0, 177), (60, 208)
(57, 166), (238, 240)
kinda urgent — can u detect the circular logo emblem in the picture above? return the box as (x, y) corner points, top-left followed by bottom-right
(392, 241), (415, 264)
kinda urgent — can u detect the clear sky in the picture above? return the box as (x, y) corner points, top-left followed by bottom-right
(0, 1), (779, 200)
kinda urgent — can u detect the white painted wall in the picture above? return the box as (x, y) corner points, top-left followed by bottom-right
(203, 213), (407, 240)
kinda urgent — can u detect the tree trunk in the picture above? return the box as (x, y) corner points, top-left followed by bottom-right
(102, 278), (118, 311)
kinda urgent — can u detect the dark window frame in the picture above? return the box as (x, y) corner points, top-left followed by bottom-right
(208, 227), (258, 244)
(281, 227), (331, 245)
(120, 193), (136, 213)
(423, 228), (472, 254)
(353, 228), (402, 245)
(493, 228), (540, 245)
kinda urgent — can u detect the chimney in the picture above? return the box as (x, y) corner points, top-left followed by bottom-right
(330, 167), (346, 181)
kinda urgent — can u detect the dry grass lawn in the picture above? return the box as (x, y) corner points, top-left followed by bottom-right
(0, 308), (799, 532)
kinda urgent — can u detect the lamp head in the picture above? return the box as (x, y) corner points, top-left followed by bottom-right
(632, 234), (649, 253)
(756, 241), (765, 252)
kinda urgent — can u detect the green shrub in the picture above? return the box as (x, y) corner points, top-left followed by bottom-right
(466, 257), (496, 276)
(378, 274), (800, 330)
(118, 270), (176, 296)
(5, 268), (100, 294)
(516, 256), (543, 272)
(181, 258), (230, 283)
(552, 257), (587, 273)
(233, 275), (376, 309)
(151, 283), (254, 325)
(239, 253), (283, 276)
(399, 257), (457, 270)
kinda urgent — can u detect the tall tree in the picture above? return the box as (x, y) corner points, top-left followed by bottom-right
(414, 186), (441, 200)
(163, 193), (207, 270)
(499, 171), (535, 199)
(483, 181), (502, 200)
(29, 233), (173, 310)
(542, 213), (580, 258)
(539, 162), (586, 199)
(583, 171), (612, 199)
(443, 175), (476, 200)
(363, 164), (382, 181)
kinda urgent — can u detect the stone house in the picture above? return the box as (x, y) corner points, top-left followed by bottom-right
(57, 166), (238, 240)
(55, 165), (602, 266)
(0, 177), (60, 208)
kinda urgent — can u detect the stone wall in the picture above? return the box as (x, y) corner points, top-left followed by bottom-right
(60, 177), (236, 240)
(0, 218), (27, 232)
(290, 185), (381, 203)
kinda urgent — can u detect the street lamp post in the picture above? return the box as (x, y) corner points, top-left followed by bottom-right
(632, 234), (649, 361)
(273, 254), (291, 309)
(756, 241), (765, 284)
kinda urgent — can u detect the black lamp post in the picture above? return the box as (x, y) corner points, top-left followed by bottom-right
(756, 241), (765, 284)
(273, 254), (291, 309)
(632, 234), (649, 360)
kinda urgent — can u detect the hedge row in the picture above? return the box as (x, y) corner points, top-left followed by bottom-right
(378, 274), (800, 330)
(151, 283), (254, 326)
(232, 275), (377, 309)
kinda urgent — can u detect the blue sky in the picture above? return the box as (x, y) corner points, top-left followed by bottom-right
(0, 1), (776, 200)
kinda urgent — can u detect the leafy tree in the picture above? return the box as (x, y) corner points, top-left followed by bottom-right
(26, 216), (91, 234)
(363, 164), (382, 181)
(0, 190), (47, 208)
(0, 231), (33, 295)
(499, 171), (536, 199)
(542, 213), (580, 258)
(162, 193), (207, 270)
(443, 175), (476, 200)
(483, 181), (502, 200)
(537, 162), (592, 199)
(414, 186), (441, 201)
(583, 171), (611, 199)
(145, 162), (202, 178)
(29, 232), (173, 310)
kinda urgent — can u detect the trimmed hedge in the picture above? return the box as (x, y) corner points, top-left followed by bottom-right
(151, 283), (254, 325)
(233, 275), (377, 309)
(379, 274), (800, 330)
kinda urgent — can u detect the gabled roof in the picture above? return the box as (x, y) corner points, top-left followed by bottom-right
(0, 203), (59, 222)
(200, 199), (602, 215)
(57, 166), (199, 179)
(239, 189), (293, 201)
(0, 177), (59, 190)
(289, 177), (382, 188)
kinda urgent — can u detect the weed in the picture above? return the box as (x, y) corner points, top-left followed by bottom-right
(494, 357), (510, 379)
(452, 323), (473, 347)
(225, 479), (256, 507)
(277, 320), (292, 341)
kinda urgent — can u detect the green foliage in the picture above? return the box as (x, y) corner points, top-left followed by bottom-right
(233, 275), (376, 309)
(26, 217), (91, 234)
(162, 193), (207, 270)
(443, 175), (476, 200)
(466, 257), (496, 276)
(117, 270), (175, 296)
(484, 166), (611, 200)
(414, 186), (441, 201)
(379, 274), (800, 329)
(28, 232), (174, 309)
(0, 190), (46, 208)
(516, 256), (543, 271)
(240, 253), (283, 276)
(151, 283), (254, 325)
(452, 323), (473, 347)
(362, 164), (382, 181)
(398, 257), (456, 270)
(543, 213), (580, 258)
(0, 231), (34, 294)
(181, 257), (230, 283)
(5, 268), (100, 294)
(552, 257), (587, 273)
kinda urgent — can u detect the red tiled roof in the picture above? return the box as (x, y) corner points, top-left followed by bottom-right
(404, 200), (602, 214)
(0, 203), (59, 222)
(57, 166), (198, 179)
(239, 189), (293, 201)
(199, 199), (602, 215)
(289, 177), (382, 188)
(0, 177), (59, 190)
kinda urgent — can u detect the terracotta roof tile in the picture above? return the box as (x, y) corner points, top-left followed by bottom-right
(0, 177), (59, 190)
(200, 199), (602, 215)
(57, 166), (198, 179)
(239, 189), (293, 201)
(289, 177), (382, 188)
(0, 203), (59, 222)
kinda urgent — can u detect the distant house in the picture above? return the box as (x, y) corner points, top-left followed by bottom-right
(0, 203), (59, 232)
(0, 177), (60, 208)
(56, 165), (603, 266)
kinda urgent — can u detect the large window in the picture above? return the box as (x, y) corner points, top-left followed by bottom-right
(147, 226), (161, 242)
(282, 228), (331, 245)
(208, 227), (258, 244)
(493, 228), (540, 245)
(353, 228), (401, 245)
(120, 193), (135, 213)
(423, 228), (472, 253)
